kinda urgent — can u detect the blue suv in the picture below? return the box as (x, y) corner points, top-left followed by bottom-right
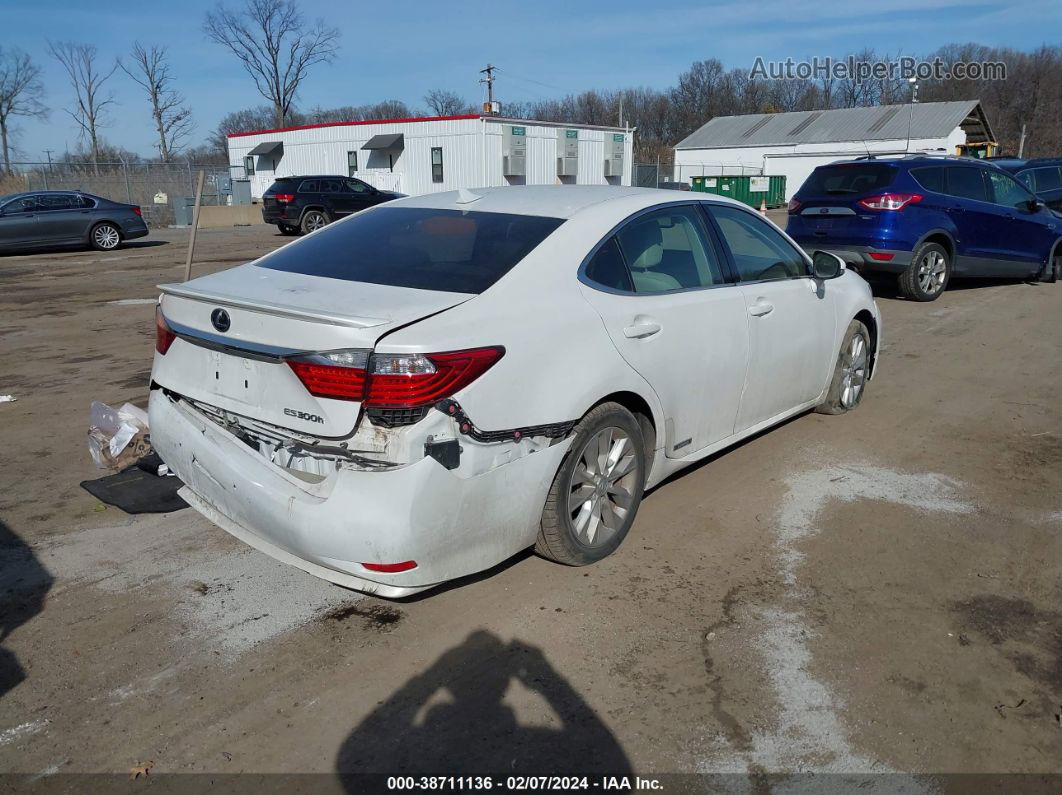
(786, 156), (1062, 301)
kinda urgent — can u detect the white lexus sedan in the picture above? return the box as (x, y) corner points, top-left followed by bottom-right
(150, 186), (880, 597)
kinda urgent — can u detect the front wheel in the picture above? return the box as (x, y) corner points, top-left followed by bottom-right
(90, 223), (121, 251)
(816, 319), (871, 415)
(898, 241), (950, 301)
(536, 402), (646, 566)
(300, 210), (328, 235)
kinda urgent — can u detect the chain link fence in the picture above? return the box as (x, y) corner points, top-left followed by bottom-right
(4, 162), (234, 227)
(633, 162), (763, 190)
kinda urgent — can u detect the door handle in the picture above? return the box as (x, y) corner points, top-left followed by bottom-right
(748, 301), (774, 317)
(622, 320), (661, 339)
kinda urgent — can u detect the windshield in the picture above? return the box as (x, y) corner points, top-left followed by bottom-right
(257, 206), (565, 294)
(801, 164), (897, 195)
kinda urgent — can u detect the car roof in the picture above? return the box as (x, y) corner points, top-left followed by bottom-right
(272, 175), (352, 181)
(384, 185), (751, 219)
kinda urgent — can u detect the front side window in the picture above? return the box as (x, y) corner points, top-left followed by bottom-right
(345, 178), (371, 194)
(945, 167), (990, 203)
(257, 207), (565, 294)
(347, 151), (358, 177)
(987, 170), (1035, 209)
(243, 156), (255, 176)
(431, 147), (444, 183)
(615, 206), (724, 293)
(3, 195), (39, 213)
(710, 205), (807, 282)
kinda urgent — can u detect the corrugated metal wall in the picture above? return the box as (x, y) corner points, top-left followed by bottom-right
(229, 118), (634, 198)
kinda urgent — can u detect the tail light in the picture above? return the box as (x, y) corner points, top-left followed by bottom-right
(787, 198), (802, 214)
(132, 206), (143, 217)
(286, 347), (505, 408)
(155, 307), (176, 355)
(273, 193), (296, 203)
(361, 561), (418, 573)
(858, 193), (922, 211)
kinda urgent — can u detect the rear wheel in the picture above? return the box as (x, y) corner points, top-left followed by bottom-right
(278, 223), (300, 236)
(90, 223), (121, 251)
(536, 402), (646, 566)
(816, 319), (871, 415)
(300, 210), (328, 235)
(898, 241), (950, 301)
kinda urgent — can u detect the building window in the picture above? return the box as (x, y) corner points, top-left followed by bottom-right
(243, 156), (255, 176)
(347, 151), (358, 176)
(431, 147), (443, 183)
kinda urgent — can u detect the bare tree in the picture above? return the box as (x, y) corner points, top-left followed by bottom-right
(204, 0), (339, 128)
(120, 43), (193, 161)
(0, 47), (47, 174)
(47, 41), (118, 171)
(424, 89), (469, 116)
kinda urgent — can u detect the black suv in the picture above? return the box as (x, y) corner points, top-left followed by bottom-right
(262, 175), (403, 235)
(988, 158), (1062, 212)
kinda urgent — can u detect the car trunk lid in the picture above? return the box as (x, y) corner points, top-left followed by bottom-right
(152, 263), (472, 437)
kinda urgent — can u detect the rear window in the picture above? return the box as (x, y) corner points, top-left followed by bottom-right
(257, 207), (565, 294)
(801, 164), (897, 195)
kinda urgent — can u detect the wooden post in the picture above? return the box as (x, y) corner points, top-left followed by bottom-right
(183, 170), (205, 282)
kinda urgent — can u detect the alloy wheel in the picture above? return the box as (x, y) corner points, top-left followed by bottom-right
(567, 426), (637, 546)
(840, 332), (868, 408)
(917, 250), (947, 294)
(93, 225), (120, 250)
(304, 212), (326, 232)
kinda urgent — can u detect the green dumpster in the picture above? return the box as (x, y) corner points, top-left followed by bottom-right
(690, 174), (786, 208)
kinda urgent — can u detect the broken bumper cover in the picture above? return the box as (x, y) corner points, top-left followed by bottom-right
(148, 390), (570, 598)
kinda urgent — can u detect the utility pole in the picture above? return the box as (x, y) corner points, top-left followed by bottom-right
(618, 93), (624, 128)
(480, 64), (497, 114)
(42, 149), (54, 190)
(1018, 123), (1027, 158)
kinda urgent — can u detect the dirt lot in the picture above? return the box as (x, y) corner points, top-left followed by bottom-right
(1, 219), (1060, 788)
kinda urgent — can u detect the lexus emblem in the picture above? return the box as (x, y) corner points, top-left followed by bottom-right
(211, 308), (231, 333)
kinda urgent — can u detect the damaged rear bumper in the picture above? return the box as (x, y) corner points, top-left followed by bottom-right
(148, 390), (571, 597)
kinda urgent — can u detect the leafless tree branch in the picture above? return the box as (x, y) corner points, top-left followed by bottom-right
(0, 47), (48, 174)
(46, 40), (118, 172)
(120, 42), (194, 161)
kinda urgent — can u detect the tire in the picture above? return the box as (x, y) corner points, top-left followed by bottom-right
(898, 241), (950, 301)
(278, 223), (300, 236)
(1040, 252), (1060, 284)
(816, 319), (871, 415)
(536, 402), (646, 566)
(90, 223), (121, 251)
(300, 210), (328, 235)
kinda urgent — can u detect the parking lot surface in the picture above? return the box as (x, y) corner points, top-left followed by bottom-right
(1, 221), (1060, 782)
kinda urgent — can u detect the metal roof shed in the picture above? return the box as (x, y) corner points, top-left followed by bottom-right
(673, 100), (996, 200)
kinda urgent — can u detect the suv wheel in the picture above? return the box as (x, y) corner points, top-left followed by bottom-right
(536, 402), (646, 566)
(300, 210), (328, 234)
(898, 241), (950, 301)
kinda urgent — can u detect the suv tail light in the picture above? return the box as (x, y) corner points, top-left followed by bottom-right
(132, 206), (143, 217)
(286, 347), (505, 409)
(155, 306), (176, 355)
(787, 198), (802, 214)
(858, 193), (922, 211)
(273, 193), (296, 204)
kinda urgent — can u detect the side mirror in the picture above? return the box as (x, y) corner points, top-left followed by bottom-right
(1026, 198), (1044, 213)
(811, 250), (846, 279)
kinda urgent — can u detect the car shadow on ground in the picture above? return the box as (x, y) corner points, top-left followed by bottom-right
(865, 274), (1034, 301)
(0, 519), (53, 700)
(0, 239), (170, 258)
(335, 629), (630, 781)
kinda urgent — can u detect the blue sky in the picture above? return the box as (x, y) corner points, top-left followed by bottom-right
(2, 0), (1059, 161)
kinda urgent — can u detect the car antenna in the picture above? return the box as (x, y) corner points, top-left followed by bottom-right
(455, 188), (481, 205)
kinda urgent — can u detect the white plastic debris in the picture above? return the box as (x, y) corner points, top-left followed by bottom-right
(0, 395), (15, 403)
(88, 401), (152, 470)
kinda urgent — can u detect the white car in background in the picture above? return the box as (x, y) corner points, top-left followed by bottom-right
(149, 186), (880, 597)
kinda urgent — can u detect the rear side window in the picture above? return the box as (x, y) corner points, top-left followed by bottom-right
(911, 166), (945, 193)
(39, 194), (76, 210)
(945, 167), (990, 203)
(258, 207), (565, 294)
(585, 238), (633, 292)
(801, 164), (896, 195)
(298, 180), (319, 193)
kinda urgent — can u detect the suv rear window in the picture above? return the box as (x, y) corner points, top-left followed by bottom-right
(257, 207), (565, 294)
(801, 164), (897, 195)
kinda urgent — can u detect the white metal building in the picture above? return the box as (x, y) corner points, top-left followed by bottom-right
(227, 114), (634, 198)
(673, 100), (996, 200)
